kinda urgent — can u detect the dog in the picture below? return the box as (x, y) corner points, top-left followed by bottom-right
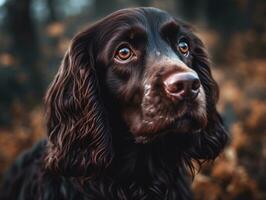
(0, 7), (228, 200)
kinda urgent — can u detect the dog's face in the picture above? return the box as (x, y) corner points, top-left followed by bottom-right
(45, 7), (227, 177)
(95, 8), (208, 142)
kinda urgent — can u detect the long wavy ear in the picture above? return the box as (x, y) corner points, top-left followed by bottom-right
(186, 34), (228, 161)
(44, 28), (113, 177)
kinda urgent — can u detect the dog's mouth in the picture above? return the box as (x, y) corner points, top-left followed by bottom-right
(125, 103), (207, 144)
(134, 111), (207, 144)
(121, 83), (207, 144)
(128, 82), (208, 143)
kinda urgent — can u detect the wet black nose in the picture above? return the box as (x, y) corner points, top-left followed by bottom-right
(163, 72), (201, 100)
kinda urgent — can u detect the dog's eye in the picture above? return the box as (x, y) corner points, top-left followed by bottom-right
(115, 46), (133, 61)
(178, 38), (189, 56)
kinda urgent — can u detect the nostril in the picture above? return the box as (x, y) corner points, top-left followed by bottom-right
(175, 82), (184, 93)
(164, 81), (183, 94)
(190, 79), (200, 100)
(192, 79), (201, 91)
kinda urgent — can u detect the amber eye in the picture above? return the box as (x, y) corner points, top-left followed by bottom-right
(115, 46), (133, 61)
(178, 39), (189, 56)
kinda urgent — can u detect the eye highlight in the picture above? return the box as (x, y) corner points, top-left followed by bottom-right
(177, 38), (190, 56)
(114, 44), (135, 62)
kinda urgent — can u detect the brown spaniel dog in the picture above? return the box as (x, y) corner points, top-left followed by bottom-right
(0, 7), (227, 200)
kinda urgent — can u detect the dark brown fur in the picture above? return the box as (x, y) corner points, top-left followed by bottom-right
(0, 7), (228, 200)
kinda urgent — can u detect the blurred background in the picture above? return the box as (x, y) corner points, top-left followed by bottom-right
(0, 0), (265, 199)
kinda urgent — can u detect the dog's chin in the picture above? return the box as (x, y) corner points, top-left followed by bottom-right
(134, 115), (206, 144)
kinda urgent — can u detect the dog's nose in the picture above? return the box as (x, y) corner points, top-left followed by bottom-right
(163, 72), (200, 100)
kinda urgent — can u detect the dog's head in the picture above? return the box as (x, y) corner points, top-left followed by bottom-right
(45, 7), (228, 177)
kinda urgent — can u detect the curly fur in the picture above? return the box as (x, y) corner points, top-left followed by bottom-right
(0, 7), (228, 200)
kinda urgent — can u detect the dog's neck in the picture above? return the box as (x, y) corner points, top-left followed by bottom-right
(109, 128), (190, 181)
(70, 128), (193, 199)
(73, 137), (192, 199)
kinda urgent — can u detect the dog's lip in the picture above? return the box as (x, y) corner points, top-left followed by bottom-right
(134, 114), (204, 144)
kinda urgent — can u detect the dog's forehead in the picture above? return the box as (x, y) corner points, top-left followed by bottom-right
(102, 7), (175, 31)
(97, 8), (188, 64)
(139, 7), (174, 25)
(103, 8), (181, 46)
(142, 8), (184, 36)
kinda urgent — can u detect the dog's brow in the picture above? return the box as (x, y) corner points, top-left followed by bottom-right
(160, 20), (180, 36)
(117, 25), (147, 40)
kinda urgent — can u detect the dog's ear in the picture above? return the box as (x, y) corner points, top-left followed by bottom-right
(44, 27), (113, 177)
(187, 34), (228, 161)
